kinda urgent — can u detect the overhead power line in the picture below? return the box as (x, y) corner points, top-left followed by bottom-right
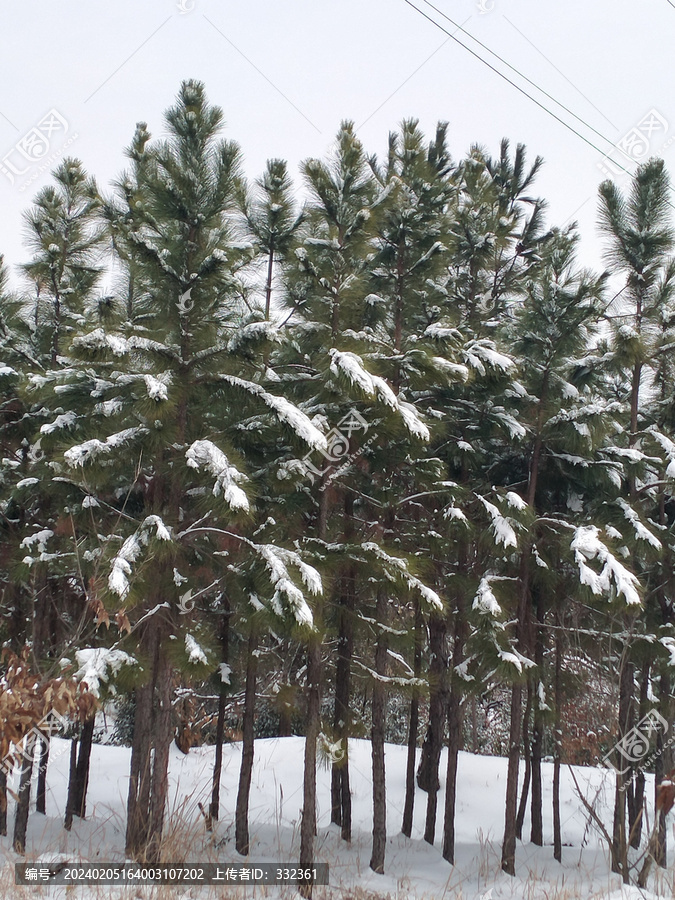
(402, 0), (634, 177)
(419, 0), (621, 155)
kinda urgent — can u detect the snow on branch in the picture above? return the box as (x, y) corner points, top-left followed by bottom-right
(143, 372), (171, 401)
(424, 322), (461, 341)
(571, 525), (641, 606)
(360, 542), (442, 609)
(74, 648), (137, 698)
(108, 515), (172, 599)
(72, 328), (132, 357)
(496, 642), (535, 674)
(479, 497), (518, 549)
(185, 440), (250, 511)
(650, 428), (675, 478)
(473, 576), (501, 616)
(64, 427), (147, 467)
(329, 349), (430, 441)
(254, 543), (323, 627)
(354, 659), (426, 687)
(463, 339), (514, 375)
(40, 411), (77, 434)
(72, 329), (179, 360)
(227, 321), (280, 354)
(616, 498), (662, 550)
(430, 356), (469, 382)
(218, 375), (327, 451)
(185, 634), (209, 666)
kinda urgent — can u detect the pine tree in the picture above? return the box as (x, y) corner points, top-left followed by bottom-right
(32, 82), (328, 861)
(598, 159), (675, 876)
(237, 158), (303, 321)
(501, 225), (607, 863)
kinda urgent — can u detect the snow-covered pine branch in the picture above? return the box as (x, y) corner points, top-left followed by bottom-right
(216, 374), (327, 451)
(570, 525), (641, 606)
(108, 515), (172, 600)
(328, 349), (430, 440)
(185, 440), (250, 511)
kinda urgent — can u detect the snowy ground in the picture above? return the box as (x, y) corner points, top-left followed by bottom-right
(0, 736), (672, 899)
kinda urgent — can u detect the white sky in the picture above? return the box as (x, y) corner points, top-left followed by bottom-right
(0, 0), (673, 286)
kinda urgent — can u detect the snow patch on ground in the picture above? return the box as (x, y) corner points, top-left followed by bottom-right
(0, 737), (667, 899)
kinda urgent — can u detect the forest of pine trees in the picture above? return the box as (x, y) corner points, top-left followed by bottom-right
(2, 79), (675, 892)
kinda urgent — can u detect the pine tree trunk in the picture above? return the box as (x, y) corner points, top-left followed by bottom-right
(146, 653), (173, 863)
(442, 684), (463, 863)
(125, 620), (173, 862)
(210, 601), (230, 825)
(236, 626), (258, 855)
(501, 556), (531, 876)
(553, 607), (563, 863)
(331, 495), (356, 840)
(530, 712), (543, 846)
(299, 634), (321, 899)
(264, 247), (274, 320)
(530, 593), (545, 846)
(629, 660), (650, 849)
(611, 653), (633, 883)
(331, 584), (354, 837)
(0, 769), (6, 836)
(35, 735), (49, 815)
(299, 489), (328, 899)
(442, 581), (467, 864)
(419, 611), (447, 845)
(13, 733), (36, 854)
(209, 693), (226, 828)
(502, 681), (523, 875)
(515, 684), (533, 841)
(402, 598), (422, 838)
(370, 589), (388, 874)
(655, 671), (672, 867)
(72, 717), (95, 819)
(64, 737), (78, 831)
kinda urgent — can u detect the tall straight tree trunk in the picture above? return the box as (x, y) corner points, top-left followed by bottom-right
(13, 733), (36, 854)
(299, 634), (321, 898)
(419, 611), (447, 845)
(35, 735), (49, 815)
(370, 589), (388, 874)
(402, 597), (422, 838)
(210, 601), (230, 825)
(125, 619), (173, 862)
(264, 246), (274, 320)
(629, 660), (650, 849)
(553, 606), (563, 863)
(655, 480), (674, 867)
(146, 653), (173, 863)
(502, 412), (543, 875)
(611, 653), (634, 883)
(655, 671), (672, 867)
(530, 709), (543, 846)
(209, 693), (226, 829)
(515, 684), (533, 841)
(530, 591), (545, 846)
(502, 680), (524, 876)
(331, 493), (356, 840)
(64, 738), (78, 831)
(299, 490), (328, 899)
(502, 553), (531, 876)
(236, 626), (259, 855)
(65, 718), (94, 828)
(72, 717), (95, 819)
(0, 770), (7, 836)
(442, 576), (468, 864)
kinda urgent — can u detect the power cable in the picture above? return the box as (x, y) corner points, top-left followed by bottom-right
(402, 0), (635, 177)
(419, 0), (623, 157)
